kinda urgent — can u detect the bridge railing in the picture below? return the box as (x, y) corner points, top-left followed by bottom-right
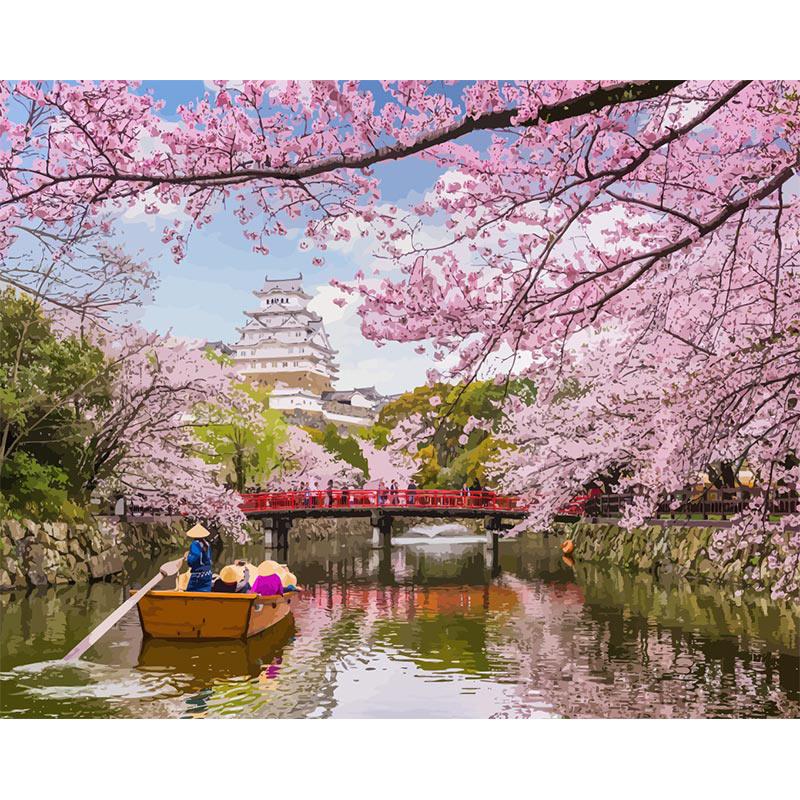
(239, 489), (526, 514)
(583, 488), (800, 520)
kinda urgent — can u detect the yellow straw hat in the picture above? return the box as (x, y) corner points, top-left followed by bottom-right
(285, 572), (298, 587)
(219, 565), (241, 583)
(256, 560), (280, 577)
(186, 523), (210, 539)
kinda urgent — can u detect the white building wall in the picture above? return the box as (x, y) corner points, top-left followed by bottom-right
(269, 389), (325, 413)
(322, 410), (374, 426)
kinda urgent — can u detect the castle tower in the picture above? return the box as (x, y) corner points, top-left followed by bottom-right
(231, 274), (339, 415)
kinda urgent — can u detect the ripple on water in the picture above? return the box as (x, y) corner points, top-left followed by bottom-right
(2, 537), (798, 719)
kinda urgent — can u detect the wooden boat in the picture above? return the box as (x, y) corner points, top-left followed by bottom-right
(135, 588), (300, 640)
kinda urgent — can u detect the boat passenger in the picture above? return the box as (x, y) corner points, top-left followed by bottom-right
(234, 560), (256, 592)
(283, 571), (298, 592)
(184, 523), (213, 592)
(276, 564), (298, 590)
(212, 564), (243, 593)
(251, 561), (285, 597)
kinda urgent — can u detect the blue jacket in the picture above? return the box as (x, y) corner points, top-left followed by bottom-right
(187, 538), (211, 570)
(186, 539), (212, 592)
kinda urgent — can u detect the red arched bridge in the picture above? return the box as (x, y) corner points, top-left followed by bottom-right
(238, 489), (530, 549)
(239, 488), (527, 516)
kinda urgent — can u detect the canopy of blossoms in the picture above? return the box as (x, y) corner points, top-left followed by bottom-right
(2, 80), (799, 593)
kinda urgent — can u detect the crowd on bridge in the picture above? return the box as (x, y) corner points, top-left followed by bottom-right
(241, 477), (495, 510)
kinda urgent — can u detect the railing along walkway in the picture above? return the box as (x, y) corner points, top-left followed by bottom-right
(239, 489), (525, 515)
(584, 488), (799, 520)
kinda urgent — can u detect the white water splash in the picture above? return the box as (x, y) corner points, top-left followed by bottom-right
(405, 522), (472, 538)
(10, 659), (99, 675)
(395, 536), (485, 546)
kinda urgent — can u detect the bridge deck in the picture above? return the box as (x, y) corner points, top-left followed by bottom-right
(239, 489), (528, 519)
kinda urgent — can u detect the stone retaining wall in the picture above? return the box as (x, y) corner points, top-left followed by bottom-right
(0, 518), (194, 591)
(559, 520), (800, 602)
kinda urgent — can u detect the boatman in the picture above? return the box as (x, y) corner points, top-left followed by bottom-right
(184, 523), (213, 592)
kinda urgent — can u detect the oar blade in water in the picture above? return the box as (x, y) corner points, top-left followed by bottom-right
(63, 556), (184, 662)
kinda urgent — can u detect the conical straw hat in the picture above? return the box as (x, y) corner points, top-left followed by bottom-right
(256, 560), (281, 577)
(186, 523), (210, 539)
(276, 565), (290, 584)
(219, 565), (241, 583)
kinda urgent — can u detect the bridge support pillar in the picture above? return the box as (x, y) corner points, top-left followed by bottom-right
(263, 516), (291, 550)
(484, 530), (500, 573)
(371, 511), (393, 548)
(483, 515), (501, 572)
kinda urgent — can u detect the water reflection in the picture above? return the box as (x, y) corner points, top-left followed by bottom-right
(1, 532), (798, 718)
(137, 614), (296, 693)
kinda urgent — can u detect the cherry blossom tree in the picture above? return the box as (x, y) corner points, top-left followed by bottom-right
(78, 325), (253, 538)
(277, 426), (363, 486)
(356, 436), (416, 488)
(3, 80), (800, 591)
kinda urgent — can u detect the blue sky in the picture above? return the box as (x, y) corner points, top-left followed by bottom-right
(123, 81), (453, 394)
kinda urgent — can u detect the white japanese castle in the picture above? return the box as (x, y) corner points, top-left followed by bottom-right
(230, 274), (386, 428)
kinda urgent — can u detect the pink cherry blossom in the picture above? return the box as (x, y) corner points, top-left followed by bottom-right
(3, 80), (800, 584)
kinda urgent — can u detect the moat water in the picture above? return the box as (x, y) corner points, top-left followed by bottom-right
(1, 530), (798, 718)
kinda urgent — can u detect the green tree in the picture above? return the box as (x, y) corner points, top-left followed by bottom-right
(371, 378), (535, 488)
(0, 289), (113, 519)
(194, 380), (288, 492)
(304, 424), (369, 478)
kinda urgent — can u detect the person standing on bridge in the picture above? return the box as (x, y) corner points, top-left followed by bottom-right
(313, 480), (321, 507)
(184, 523), (213, 593)
(326, 479), (334, 507)
(407, 479), (416, 505)
(390, 479), (399, 505)
(470, 477), (482, 507)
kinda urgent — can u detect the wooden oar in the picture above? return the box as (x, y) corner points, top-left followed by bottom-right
(63, 556), (185, 662)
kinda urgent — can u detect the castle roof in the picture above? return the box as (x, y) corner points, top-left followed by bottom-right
(321, 386), (384, 404)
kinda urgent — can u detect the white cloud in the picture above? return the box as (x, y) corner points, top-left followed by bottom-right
(308, 282), (359, 325)
(202, 80), (314, 105)
(202, 80), (245, 93)
(121, 196), (192, 231)
(335, 352), (429, 395)
(306, 280), (427, 393)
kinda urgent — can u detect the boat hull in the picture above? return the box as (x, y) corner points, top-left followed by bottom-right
(136, 588), (299, 640)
